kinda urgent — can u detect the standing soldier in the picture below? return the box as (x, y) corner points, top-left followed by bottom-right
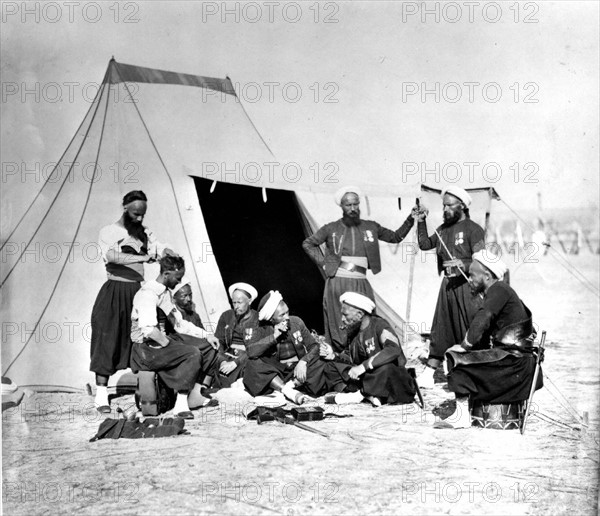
(302, 186), (414, 351)
(90, 190), (175, 412)
(415, 186), (485, 388)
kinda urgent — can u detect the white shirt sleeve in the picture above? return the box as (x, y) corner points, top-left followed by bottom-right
(99, 225), (127, 262)
(133, 289), (160, 338)
(171, 308), (211, 338)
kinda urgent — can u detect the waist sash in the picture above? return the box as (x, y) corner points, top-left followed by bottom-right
(493, 305), (535, 349)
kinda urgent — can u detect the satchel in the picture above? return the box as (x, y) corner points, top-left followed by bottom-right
(90, 417), (188, 441)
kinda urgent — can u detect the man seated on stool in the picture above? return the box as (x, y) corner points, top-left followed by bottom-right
(436, 251), (543, 429)
(130, 256), (218, 419)
(243, 290), (326, 404)
(214, 282), (259, 388)
(320, 292), (416, 406)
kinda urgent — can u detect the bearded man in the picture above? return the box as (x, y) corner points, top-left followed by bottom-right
(415, 186), (485, 388)
(320, 292), (416, 406)
(436, 251), (543, 429)
(90, 190), (175, 412)
(302, 186), (415, 351)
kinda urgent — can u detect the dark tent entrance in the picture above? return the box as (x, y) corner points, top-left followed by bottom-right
(194, 177), (325, 332)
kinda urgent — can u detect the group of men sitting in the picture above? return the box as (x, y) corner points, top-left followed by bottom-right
(128, 257), (418, 419)
(92, 188), (542, 428)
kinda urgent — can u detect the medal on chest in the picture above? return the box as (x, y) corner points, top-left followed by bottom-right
(455, 231), (464, 246)
(363, 337), (376, 354)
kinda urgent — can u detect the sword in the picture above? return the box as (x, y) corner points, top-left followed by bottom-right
(521, 330), (546, 435)
(407, 367), (425, 409)
(432, 227), (471, 283)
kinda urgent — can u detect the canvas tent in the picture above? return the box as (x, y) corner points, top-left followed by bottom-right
(1, 59), (499, 389)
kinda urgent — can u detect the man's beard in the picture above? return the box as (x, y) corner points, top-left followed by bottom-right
(123, 212), (148, 245)
(442, 211), (461, 227)
(176, 301), (193, 313)
(344, 319), (362, 341)
(342, 213), (361, 227)
(470, 281), (484, 295)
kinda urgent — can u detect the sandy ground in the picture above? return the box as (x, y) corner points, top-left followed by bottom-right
(2, 255), (599, 515)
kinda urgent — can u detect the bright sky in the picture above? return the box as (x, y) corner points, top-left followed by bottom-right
(2, 1), (599, 213)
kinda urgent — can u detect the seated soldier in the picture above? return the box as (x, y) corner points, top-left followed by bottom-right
(213, 282), (259, 388)
(243, 290), (327, 404)
(130, 256), (218, 419)
(320, 292), (416, 406)
(171, 277), (219, 395)
(172, 277), (205, 328)
(437, 251), (543, 429)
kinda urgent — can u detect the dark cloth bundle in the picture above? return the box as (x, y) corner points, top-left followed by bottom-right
(90, 417), (188, 441)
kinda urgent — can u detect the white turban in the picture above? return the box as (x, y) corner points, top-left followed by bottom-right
(228, 282), (258, 303)
(172, 276), (191, 295)
(472, 250), (508, 279)
(334, 185), (363, 206)
(340, 292), (376, 314)
(442, 186), (472, 207)
(258, 290), (284, 321)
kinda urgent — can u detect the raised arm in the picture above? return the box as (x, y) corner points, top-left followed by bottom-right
(417, 219), (438, 251)
(376, 214), (415, 244)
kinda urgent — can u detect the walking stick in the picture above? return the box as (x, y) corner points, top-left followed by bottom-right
(521, 330), (546, 435)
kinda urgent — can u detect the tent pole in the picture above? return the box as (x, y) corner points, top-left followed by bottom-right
(484, 188), (493, 239)
(405, 228), (417, 322)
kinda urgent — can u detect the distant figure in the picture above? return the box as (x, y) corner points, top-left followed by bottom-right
(320, 292), (416, 406)
(414, 186), (485, 389)
(90, 190), (176, 413)
(437, 251), (542, 428)
(302, 186), (415, 351)
(214, 282), (260, 388)
(531, 218), (548, 258)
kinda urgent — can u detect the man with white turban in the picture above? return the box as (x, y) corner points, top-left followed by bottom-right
(319, 292), (416, 406)
(243, 290), (327, 404)
(213, 282), (259, 388)
(436, 251), (542, 428)
(414, 185), (486, 388)
(172, 277), (205, 328)
(302, 185), (415, 351)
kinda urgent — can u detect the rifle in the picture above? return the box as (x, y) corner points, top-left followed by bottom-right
(521, 330), (546, 435)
